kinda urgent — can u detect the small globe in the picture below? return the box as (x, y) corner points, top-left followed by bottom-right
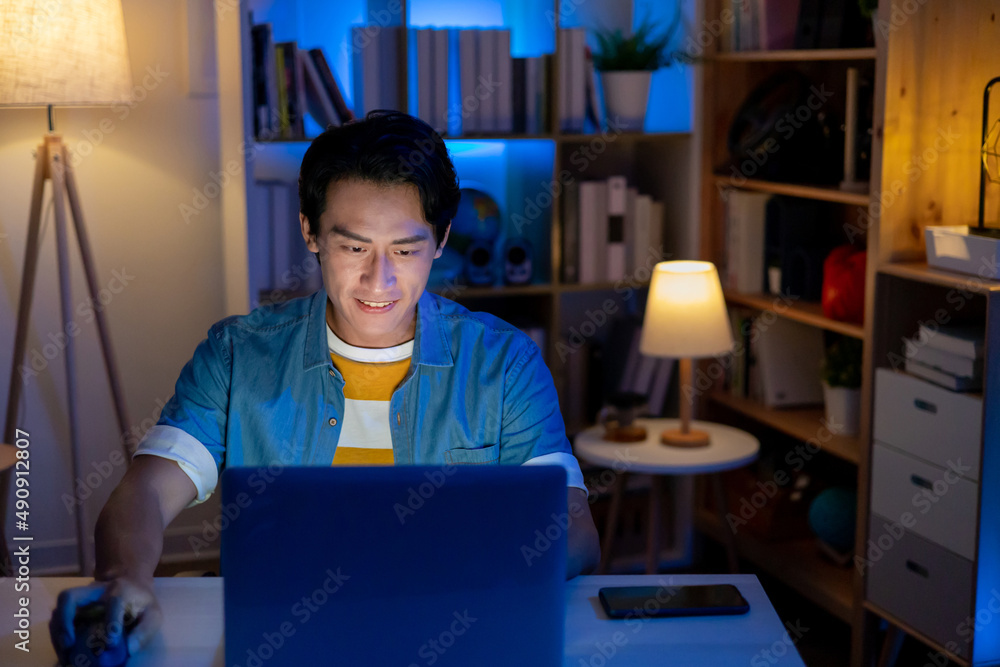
(448, 187), (501, 254)
(807, 487), (857, 555)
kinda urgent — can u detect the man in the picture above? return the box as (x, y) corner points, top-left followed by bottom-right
(50, 111), (599, 657)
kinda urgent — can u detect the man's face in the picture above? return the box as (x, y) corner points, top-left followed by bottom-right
(301, 179), (449, 348)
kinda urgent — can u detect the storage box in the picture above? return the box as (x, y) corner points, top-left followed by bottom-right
(925, 225), (1000, 279)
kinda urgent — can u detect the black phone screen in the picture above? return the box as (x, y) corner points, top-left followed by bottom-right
(598, 584), (750, 618)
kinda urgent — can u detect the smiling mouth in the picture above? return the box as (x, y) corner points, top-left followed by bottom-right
(356, 298), (397, 309)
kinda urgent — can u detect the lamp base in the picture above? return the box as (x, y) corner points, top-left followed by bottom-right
(602, 424), (648, 442)
(660, 428), (710, 448)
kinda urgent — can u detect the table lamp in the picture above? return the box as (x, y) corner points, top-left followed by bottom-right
(640, 261), (733, 447)
(0, 0), (135, 576)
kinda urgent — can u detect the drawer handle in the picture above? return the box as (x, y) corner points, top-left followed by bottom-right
(914, 398), (937, 414)
(906, 560), (930, 578)
(910, 475), (933, 490)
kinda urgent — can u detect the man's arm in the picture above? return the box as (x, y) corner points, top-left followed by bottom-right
(566, 487), (600, 579)
(50, 456), (198, 657)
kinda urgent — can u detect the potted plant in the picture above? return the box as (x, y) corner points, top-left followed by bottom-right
(820, 337), (863, 436)
(592, 7), (689, 132)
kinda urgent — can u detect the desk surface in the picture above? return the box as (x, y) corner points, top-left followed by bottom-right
(1, 575), (805, 666)
(575, 418), (760, 474)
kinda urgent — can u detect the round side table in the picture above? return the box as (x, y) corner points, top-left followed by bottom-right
(575, 418), (760, 574)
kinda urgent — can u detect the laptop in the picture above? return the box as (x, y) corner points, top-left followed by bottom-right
(220, 465), (567, 666)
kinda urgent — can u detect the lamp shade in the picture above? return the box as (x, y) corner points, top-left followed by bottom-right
(640, 261), (733, 359)
(0, 0), (132, 106)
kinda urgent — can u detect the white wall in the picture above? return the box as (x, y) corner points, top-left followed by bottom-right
(0, 0), (228, 573)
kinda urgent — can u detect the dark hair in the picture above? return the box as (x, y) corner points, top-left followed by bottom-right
(298, 110), (460, 247)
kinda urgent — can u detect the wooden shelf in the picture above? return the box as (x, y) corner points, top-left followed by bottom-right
(713, 174), (871, 206)
(862, 601), (971, 666)
(696, 508), (855, 623)
(878, 262), (1000, 294)
(255, 131), (688, 145)
(557, 131), (690, 143)
(724, 291), (865, 339)
(709, 392), (861, 464)
(429, 280), (652, 299)
(709, 48), (877, 62)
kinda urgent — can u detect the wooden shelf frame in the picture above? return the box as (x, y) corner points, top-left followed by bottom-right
(724, 290), (865, 339)
(712, 174), (871, 206)
(709, 48), (878, 62)
(709, 392), (861, 464)
(696, 508), (855, 623)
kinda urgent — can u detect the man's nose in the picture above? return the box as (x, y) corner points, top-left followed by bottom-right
(364, 252), (396, 291)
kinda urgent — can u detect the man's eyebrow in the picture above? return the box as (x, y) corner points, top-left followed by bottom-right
(330, 226), (431, 245)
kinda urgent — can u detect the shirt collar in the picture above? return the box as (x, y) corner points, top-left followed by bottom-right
(303, 288), (453, 370)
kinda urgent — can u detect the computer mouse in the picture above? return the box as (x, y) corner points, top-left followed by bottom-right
(60, 602), (138, 667)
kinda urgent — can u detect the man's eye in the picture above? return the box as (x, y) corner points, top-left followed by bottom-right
(397, 250), (413, 257)
(344, 246), (364, 253)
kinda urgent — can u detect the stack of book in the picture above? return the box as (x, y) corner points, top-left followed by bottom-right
(903, 324), (984, 392)
(557, 27), (606, 134)
(251, 24), (354, 140)
(562, 177), (666, 284)
(351, 26), (404, 120)
(455, 28), (550, 135)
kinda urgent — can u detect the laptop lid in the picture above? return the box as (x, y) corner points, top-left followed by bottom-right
(220, 465), (567, 666)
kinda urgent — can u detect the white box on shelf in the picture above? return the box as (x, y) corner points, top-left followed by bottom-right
(925, 225), (1000, 279)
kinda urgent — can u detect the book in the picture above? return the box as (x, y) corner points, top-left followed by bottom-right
(606, 176), (627, 281)
(478, 29), (496, 132)
(351, 26), (381, 116)
(724, 190), (771, 293)
(557, 29), (570, 132)
(904, 338), (981, 378)
(459, 30), (478, 134)
(562, 180), (580, 283)
(512, 57), (526, 134)
(755, 318), (825, 407)
(578, 181), (608, 284)
(916, 324), (984, 359)
(905, 359), (982, 393)
(299, 48), (339, 130)
(413, 28), (434, 125)
(275, 42), (305, 138)
(378, 26), (402, 111)
(635, 193), (656, 276)
(495, 29), (512, 133)
(647, 358), (676, 416)
(624, 187), (639, 276)
(308, 49), (354, 123)
(250, 23), (279, 138)
(432, 29), (450, 134)
(584, 45), (605, 132)
(758, 0), (800, 50)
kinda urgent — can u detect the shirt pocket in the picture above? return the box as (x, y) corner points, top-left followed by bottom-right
(444, 443), (499, 465)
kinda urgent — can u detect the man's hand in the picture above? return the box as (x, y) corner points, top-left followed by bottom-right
(48, 577), (162, 660)
(49, 455), (198, 660)
(566, 487), (600, 578)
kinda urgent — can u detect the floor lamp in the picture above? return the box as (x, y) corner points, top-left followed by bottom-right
(0, 0), (135, 577)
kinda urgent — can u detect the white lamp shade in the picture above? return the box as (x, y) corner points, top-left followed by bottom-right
(640, 261), (734, 358)
(0, 0), (132, 106)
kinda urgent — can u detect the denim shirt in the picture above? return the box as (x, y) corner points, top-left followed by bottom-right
(136, 288), (583, 503)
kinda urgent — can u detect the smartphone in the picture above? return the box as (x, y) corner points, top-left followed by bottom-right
(598, 584), (750, 618)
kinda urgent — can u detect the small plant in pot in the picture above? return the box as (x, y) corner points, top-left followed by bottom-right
(591, 6), (690, 132)
(820, 337), (863, 436)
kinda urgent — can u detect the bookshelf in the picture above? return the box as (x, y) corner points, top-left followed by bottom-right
(693, 0), (883, 661)
(215, 0), (698, 430)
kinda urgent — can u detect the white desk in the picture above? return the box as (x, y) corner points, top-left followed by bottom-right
(0, 575), (805, 666)
(575, 418), (760, 574)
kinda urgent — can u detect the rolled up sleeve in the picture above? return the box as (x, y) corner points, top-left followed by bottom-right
(135, 321), (232, 506)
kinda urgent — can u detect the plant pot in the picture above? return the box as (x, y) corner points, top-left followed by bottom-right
(599, 70), (652, 132)
(822, 383), (860, 437)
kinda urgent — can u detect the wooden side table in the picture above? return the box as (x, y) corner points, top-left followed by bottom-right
(575, 418), (760, 574)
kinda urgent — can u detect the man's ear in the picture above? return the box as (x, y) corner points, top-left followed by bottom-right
(300, 213), (319, 253)
(433, 223), (451, 259)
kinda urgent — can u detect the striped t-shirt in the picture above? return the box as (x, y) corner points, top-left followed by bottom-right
(327, 325), (411, 465)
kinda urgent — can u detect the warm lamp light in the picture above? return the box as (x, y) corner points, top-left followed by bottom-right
(0, 0), (134, 577)
(640, 261), (733, 447)
(0, 0), (132, 106)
